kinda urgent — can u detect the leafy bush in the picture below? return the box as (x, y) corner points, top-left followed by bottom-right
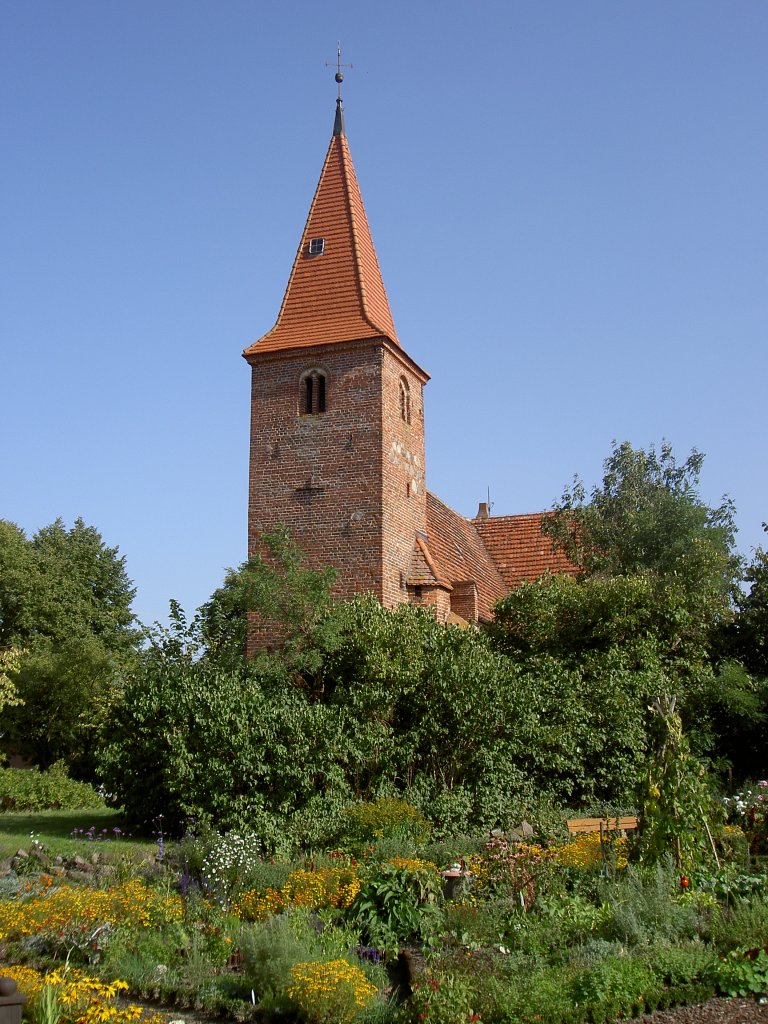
(640, 943), (718, 1008)
(489, 961), (579, 1024)
(0, 763), (105, 811)
(571, 955), (660, 1021)
(711, 891), (768, 951)
(339, 798), (431, 850)
(711, 946), (768, 998)
(395, 972), (479, 1024)
(601, 861), (707, 947)
(97, 659), (351, 838)
(347, 862), (443, 953)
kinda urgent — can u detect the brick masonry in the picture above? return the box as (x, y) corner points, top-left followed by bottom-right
(246, 336), (429, 619)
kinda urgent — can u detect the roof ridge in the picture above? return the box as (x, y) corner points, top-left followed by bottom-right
(338, 136), (399, 344)
(475, 511), (553, 523)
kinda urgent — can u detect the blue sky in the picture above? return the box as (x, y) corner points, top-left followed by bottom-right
(2, 1), (766, 627)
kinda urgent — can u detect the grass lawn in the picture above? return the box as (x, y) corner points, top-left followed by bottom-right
(0, 808), (157, 861)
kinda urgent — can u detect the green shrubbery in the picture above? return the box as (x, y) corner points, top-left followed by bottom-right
(0, 763), (105, 811)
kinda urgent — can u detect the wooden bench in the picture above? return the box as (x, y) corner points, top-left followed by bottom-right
(566, 816), (638, 837)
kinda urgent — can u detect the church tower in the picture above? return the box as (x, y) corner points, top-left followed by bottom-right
(243, 92), (431, 625)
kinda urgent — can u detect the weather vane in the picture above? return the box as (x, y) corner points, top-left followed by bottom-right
(326, 42), (353, 99)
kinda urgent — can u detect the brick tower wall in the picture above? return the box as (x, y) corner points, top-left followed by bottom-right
(380, 346), (429, 609)
(247, 337), (430, 637)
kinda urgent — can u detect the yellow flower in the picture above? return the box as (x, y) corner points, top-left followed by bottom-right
(556, 832), (628, 870)
(287, 960), (376, 1024)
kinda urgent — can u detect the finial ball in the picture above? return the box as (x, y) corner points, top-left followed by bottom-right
(335, 72), (344, 84)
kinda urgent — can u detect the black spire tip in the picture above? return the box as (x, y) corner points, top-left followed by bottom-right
(333, 96), (345, 136)
(327, 43), (351, 136)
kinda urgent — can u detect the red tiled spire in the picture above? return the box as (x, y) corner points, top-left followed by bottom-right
(244, 101), (399, 356)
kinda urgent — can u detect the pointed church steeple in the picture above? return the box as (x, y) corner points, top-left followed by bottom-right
(244, 98), (400, 356)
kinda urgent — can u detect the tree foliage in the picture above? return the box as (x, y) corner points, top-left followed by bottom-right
(0, 646), (24, 716)
(636, 694), (722, 872)
(732, 530), (768, 678)
(543, 441), (740, 625)
(103, 586), (659, 839)
(0, 518), (139, 773)
(100, 597), (539, 838)
(198, 525), (339, 687)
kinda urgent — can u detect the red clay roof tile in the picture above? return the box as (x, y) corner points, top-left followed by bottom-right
(425, 493), (507, 621)
(244, 133), (399, 357)
(473, 512), (578, 591)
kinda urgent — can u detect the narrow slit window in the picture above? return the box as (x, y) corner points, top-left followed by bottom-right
(301, 370), (327, 415)
(399, 377), (411, 424)
(308, 237), (325, 256)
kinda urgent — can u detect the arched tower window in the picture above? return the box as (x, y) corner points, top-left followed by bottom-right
(399, 377), (411, 424)
(300, 369), (327, 415)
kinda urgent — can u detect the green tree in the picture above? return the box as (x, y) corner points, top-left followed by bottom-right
(543, 441), (740, 633)
(490, 575), (672, 804)
(197, 525), (339, 686)
(490, 571), (699, 671)
(490, 564), (762, 775)
(0, 518), (139, 773)
(733, 529), (768, 678)
(105, 595), (541, 838)
(0, 646), (24, 716)
(98, 658), (344, 840)
(710, 528), (768, 781)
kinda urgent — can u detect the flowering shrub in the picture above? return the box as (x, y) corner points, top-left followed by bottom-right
(467, 838), (556, 910)
(724, 781), (768, 857)
(200, 831), (262, 902)
(556, 832), (628, 871)
(387, 857), (439, 874)
(340, 797), (431, 847)
(287, 959), (376, 1023)
(2, 964), (167, 1024)
(231, 865), (361, 921)
(0, 880), (183, 944)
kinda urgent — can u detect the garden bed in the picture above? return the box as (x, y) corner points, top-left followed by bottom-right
(2, 798), (768, 1024)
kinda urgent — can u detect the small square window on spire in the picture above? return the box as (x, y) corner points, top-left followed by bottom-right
(308, 237), (325, 256)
